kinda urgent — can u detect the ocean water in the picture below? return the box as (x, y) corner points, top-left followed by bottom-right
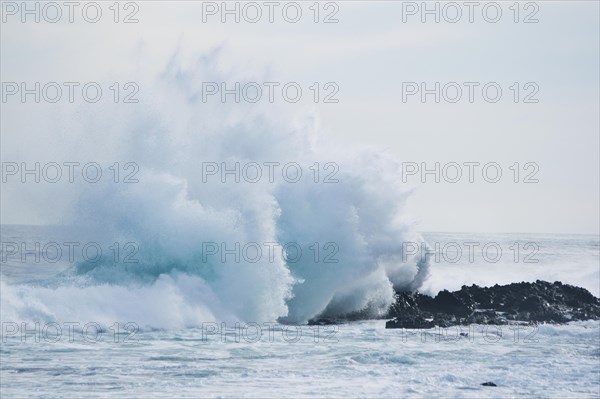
(1, 226), (598, 398)
(420, 232), (600, 298)
(1, 320), (599, 398)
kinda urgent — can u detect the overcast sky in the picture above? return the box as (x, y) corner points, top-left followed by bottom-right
(1, 1), (599, 234)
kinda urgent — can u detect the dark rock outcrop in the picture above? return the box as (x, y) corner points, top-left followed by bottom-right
(481, 382), (497, 387)
(307, 318), (338, 326)
(386, 280), (600, 329)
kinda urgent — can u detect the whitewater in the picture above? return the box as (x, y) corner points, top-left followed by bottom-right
(1, 54), (599, 398)
(1, 317), (599, 398)
(1, 53), (434, 327)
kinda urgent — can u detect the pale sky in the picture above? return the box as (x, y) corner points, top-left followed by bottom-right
(1, 1), (599, 234)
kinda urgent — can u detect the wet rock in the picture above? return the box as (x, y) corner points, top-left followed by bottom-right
(385, 316), (434, 329)
(386, 280), (600, 329)
(307, 318), (338, 326)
